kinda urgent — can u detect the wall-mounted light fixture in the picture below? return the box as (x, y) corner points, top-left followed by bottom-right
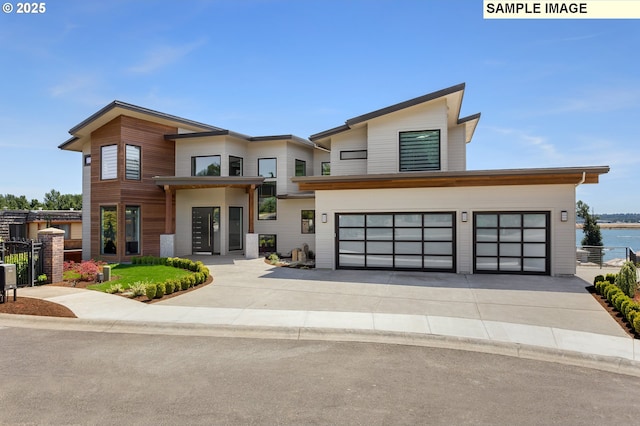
(561, 210), (568, 222)
(461, 211), (468, 222)
(321, 213), (328, 223)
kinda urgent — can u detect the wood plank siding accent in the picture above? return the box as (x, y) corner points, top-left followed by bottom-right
(292, 168), (607, 191)
(90, 116), (176, 262)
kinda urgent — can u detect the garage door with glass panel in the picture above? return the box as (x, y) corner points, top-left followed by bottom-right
(336, 212), (455, 271)
(474, 212), (550, 275)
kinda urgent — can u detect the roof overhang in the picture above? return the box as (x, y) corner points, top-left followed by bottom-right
(309, 83), (480, 143)
(59, 101), (220, 152)
(153, 176), (265, 190)
(291, 166), (609, 191)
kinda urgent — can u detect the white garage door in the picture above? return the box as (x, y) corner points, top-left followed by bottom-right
(474, 212), (550, 275)
(336, 212), (455, 271)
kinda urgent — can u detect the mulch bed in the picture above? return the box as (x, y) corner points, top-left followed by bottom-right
(587, 285), (639, 339)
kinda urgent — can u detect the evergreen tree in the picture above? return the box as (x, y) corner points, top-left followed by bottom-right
(576, 200), (603, 246)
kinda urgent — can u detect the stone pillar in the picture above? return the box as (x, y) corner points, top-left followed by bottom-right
(245, 233), (259, 259)
(38, 227), (65, 284)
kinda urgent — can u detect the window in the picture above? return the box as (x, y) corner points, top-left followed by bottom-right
(258, 234), (277, 254)
(52, 224), (71, 237)
(125, 145), (141, 180)
(9, 224), (26, 240)
(399, 130), (440, 171)
(192, 155), (221, 176)
(258, 182), (277, 220)
(229, 156), (243, 176)
(301, 210), (315, 234)
(295, 159), (306, 176)
(101, 206), (117, 255)
(125, 206), (140, 255)
(84, 155), (91, 166)
(258, 158), (277, 178)
(321, 162), (331, 176)
(101, 145), (117, 180)
(340, 150), (367, 160)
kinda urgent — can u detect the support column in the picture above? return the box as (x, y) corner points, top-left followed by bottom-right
(38, 228), (65, 284)
(164, 185), (174, 234)
(248, 184), (255, 234)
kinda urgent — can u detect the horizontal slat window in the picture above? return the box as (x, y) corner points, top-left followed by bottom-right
(125, 145), (141, 180)
(101, 145), (117, 180)
(399, 130), (440, 172)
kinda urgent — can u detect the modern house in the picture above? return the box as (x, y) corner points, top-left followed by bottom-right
(59, 83), (608, 276)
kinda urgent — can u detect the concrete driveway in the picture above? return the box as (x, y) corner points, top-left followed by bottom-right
(160, 256), (627, 337)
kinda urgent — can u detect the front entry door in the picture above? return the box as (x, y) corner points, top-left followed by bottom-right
(192, 207), (220, 254)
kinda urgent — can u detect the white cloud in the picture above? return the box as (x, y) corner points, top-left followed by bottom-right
(128, 39), (207, 74)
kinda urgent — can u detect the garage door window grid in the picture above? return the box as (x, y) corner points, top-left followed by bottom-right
(336, 212), (455, 271)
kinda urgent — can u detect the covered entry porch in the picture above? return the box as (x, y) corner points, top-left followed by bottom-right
(153, 176), (264, 257)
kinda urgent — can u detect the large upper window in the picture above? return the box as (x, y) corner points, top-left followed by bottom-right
(258, 158), (277, 178)
(125, 145), (141, 180)
(399, 130), (440, 172)
(101, 206), (117, 255)
(295, 159), (306, 176)
(229, 156), (243, 176)
(101, 145), (117, 180)
(192, 155), (221, 176)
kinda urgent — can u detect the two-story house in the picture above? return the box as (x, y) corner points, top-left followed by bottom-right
(59, 83), (608, 276)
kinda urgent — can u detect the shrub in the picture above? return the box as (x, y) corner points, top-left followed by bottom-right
(145, 284), (157, 300)
(268, 253), (280, 264)
(616, 261), (638, 298)
(634, 315), (640, 334)
(605, 273), (618, 285)
(593, 275), (605, 285)
(155, 282), (165, 299)
(129, 281), (147, 297)
(165, 279), (175, 295)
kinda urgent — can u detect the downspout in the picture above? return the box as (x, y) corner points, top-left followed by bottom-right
(575, 172), (586, 187)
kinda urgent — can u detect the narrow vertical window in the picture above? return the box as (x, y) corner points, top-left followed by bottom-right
(125, 206), (140, 255)
(321, 162), (330, 176)
(295, 159), (306, 176)
(101, 145), (117, 180)
(229, 156), (243, 176)
(101, 206), (117, 255)
(301, 210), (315, 234)
(258, 182), (277, 220)
(125, 145), (141, 180)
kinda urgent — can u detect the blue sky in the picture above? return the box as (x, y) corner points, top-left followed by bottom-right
(1, 0), (638, 213)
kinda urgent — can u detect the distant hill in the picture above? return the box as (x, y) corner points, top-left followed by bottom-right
(597, 213), (640, 223)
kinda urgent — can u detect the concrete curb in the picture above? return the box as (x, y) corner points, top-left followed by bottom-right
(2, 313), (639, 378)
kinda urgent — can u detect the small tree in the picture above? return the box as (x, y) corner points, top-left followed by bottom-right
(616, 261), (638, 298)
(576, 200), (603, 246)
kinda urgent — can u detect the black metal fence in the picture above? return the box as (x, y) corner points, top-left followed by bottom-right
(0, 239), (44, 287)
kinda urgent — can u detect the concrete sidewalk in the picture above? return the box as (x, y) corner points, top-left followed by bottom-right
(6, 257), (640, 375)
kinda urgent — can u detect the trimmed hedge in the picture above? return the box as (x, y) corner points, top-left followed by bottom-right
(595, 280), (640, 335)
(131, 255), (212, 300)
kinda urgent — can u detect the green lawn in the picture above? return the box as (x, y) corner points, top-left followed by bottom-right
(88, 264), (192, 292)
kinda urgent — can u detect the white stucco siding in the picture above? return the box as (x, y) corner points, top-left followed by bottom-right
(82, 143), (92, 260)
(447, 125), (466, 171)
(253, 198), (316, 256)
(174, 136), (249, 177)
(313, 149), (330, 176)
(286, 142), (314, 194)
(314, 184), (576, 276)
(366, 99), (448, 174)
(329, 126), (368, 176)
(175, 188), (250, 256)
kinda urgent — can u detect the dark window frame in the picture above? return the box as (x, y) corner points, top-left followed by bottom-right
(398, 130), (441, 172)
(258, 234), (277, 254)
(321, 162), (331, 176)
(125, 144), (141, 180)
(295, 159), (306, 177)
(340, 150), (367, 160)
(229, 155), (243, 177)
(125, 205), (140, 255)
(258, 181), (277, 221)
(301, 210), (315, 234)
(258, 157), (277, 178)
(100, 205), (118, 256)
(191, 155), (221, 176)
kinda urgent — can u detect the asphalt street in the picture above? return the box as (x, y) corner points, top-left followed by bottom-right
(2, 327), (640, 425)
